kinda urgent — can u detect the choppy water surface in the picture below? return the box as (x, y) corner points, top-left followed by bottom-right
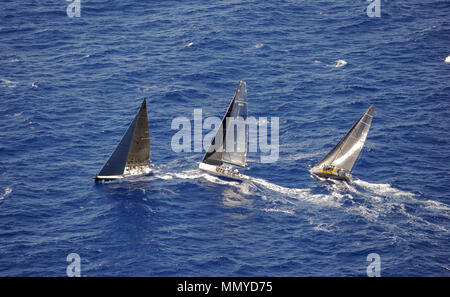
(0, 0), (449, 276)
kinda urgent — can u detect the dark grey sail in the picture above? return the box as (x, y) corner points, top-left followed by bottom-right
(125, 100), (150, 168)
(202, 81), (248, 167)
(96, 99), (150, 179)
(315, 105), (374, 172)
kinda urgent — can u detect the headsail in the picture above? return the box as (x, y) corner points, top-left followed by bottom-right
(97, 99), (150, 178)
(202, 81), (248, 167)
(315, 105), (374, 172)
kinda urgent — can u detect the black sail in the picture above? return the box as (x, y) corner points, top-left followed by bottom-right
(125, 100), (150, 167)
(97, 100), (150, 176)
(315, 105), (374, 172)
(202, 81), (248, 167)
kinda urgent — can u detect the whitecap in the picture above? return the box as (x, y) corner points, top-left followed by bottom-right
(263, 208), (295, 215)
(333, 59), (347, 68)
(31, 82), (38, 88)
(155, 173), (174, 180)
(445, 55), (450, 64)
(0, 188), (12, 201)
(352, 179), (414, 198)
(253, 43), (264, 49)
(423, 200), (450, 212)
(185, 42), (194, 48)
(250, 176), (342, 208)
(312, 222), (335, 232)
(173, 169), (205, 180)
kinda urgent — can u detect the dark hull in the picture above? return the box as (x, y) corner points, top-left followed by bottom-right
(311, 167), (351, 182)
(94, 166), (152, 182)
(313, 171), (350, 182)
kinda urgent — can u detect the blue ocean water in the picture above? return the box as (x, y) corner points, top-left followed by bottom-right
(0, 0), (449, 276)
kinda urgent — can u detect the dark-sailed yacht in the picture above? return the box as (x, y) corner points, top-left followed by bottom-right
(199, 81), (249, 181)
(95, 99), (151, 181)
(311, 105), (374, 181)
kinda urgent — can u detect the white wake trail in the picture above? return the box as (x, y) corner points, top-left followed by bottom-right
(352, 179), (415, 198)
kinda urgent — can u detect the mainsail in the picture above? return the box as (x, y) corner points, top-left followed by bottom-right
(202, 81), (248, 167)
(97, 99), (150, 178)
(315, 105), (374, 172)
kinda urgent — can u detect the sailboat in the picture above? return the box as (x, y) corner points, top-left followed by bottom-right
(199, 81), (249, 181)
(311, 105), (374, 181)
(95, 99), (151, 181)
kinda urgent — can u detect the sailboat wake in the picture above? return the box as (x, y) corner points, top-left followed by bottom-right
(152, 165), (416, 208)
(351, 179), (415, 199)
(249, 176), (342, 208)
(148, 164), (447, 233)
(152, 165), (336, 208)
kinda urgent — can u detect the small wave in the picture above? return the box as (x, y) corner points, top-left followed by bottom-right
(423, 200), (450, 212)
(352, 179), (415, 198)
(5, 111), (23, 118)
(1, 78), (17, 88)
(221, 188), (253, 207)
(312, 222), (335, 233)
(308, 217), (338, 233)
(263, 208), (295, 215)
(173, 169), (204, 180)
(0, 188), (12, 201)
(284, 151), (323, 161)
(155, 173), (173, 180)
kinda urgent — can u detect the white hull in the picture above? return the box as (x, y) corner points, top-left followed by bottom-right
(95, 165), (152, 181)
(199, 162), (248, 181)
